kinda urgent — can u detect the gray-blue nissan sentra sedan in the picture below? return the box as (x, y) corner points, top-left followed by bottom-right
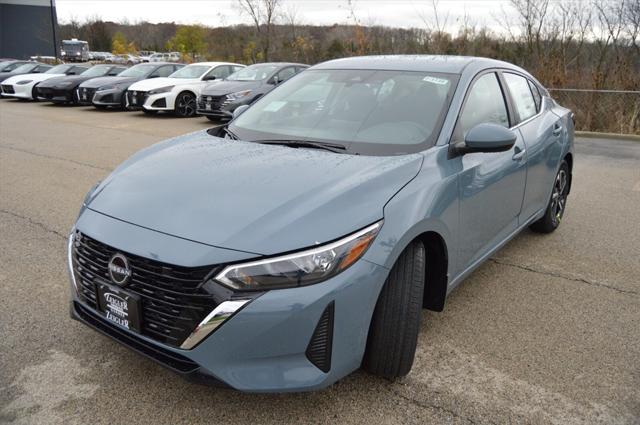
(68, 55), (574, 392)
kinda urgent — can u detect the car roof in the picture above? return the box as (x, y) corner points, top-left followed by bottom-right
(311, 55), (519, 75)
(186, 61), (243, 67)
(245, 62), (308, 68)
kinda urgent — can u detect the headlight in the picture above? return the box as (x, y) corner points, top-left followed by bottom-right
(215, 221), (382, 290)
(148, 85), (174, 95)
(16, 80), (33, 85)
(226, 90), (252, 101)
(61, 52), (66, 56)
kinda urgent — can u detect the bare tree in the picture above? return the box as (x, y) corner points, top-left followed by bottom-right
(237, 0), (283, 61)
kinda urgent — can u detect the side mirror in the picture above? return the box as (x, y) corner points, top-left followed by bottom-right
(67, 71), (76, 75)
(232, 104), (250, 119)
(202, 75), (216, 81)
(456, 123), (516, 155)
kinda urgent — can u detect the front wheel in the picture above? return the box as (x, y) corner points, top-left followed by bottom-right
(530, 160), (570, 233)
(174, 92), (196, 117)
(363, 240), (425, 379)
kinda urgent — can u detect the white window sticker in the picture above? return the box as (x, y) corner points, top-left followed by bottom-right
(423, 76), (449, 85)
(263, 101), (287, 112)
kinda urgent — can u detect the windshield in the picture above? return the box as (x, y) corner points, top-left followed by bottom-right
(227, 65), (278, 81)
(45, 64), (73, 74)
(62, 43), (85, 53)
(230, 69), (458, 155)
(169, 65), (209, 79)
(80, 65), (112, 77)
(10, 64), (36, 74)
(119, 64), (155, 78)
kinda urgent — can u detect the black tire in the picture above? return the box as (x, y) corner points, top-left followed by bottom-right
(71, 89), (80, 105)
(174, 92), (196, 117)
(530, 160), (570, 234)
(206, 115), (218, 122)
(143, 109), (158, 115)
(363, 240), (426, 379)
(31, 85), (39, 101)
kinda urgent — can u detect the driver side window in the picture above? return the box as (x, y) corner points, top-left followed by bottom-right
(457, 73), (509, 140)
(151, 65), (174, 78)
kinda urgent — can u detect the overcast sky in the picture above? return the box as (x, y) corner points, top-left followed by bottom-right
(55, 0), (518, 31)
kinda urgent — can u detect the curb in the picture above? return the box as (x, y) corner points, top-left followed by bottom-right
(575, 131), (640, 142)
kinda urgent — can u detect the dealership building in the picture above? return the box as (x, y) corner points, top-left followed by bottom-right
(0, 0), (58, 59)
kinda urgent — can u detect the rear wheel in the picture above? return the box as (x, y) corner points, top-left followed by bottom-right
(530, 160), (570, 233)
(174, 92), (196, 117)
(363, 240), (425, 379)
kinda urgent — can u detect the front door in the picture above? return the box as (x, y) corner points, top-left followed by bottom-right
(452, 71), (527, 272)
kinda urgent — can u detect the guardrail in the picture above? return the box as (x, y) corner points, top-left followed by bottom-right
(549, 89), (640, 135)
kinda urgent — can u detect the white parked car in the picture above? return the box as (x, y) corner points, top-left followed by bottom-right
(0, 64), (89, 100)
(125, 62), (244, 117)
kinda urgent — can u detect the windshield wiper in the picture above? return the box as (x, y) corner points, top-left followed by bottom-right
(255, 139), (347, 154)
(223, 127), (240, 140)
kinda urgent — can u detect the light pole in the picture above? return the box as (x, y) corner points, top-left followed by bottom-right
(50, 0), (58, 60)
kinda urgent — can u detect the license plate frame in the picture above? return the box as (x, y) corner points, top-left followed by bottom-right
(96, 282), (142, 332)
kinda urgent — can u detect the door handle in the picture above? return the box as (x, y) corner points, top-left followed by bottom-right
(552, 124), (563, 136)
(513, 148), (526, 161)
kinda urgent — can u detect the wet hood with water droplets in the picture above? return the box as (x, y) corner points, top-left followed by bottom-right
(87, 130), (423, 255)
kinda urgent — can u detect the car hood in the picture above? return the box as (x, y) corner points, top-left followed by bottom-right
(80, 75), (138, 89)
(37, 75), (94, 89)
(202, 80), (262, 96)
(87, 130), (423, 256)
(3, 73), (63, 85)
(128, 77), (199, 91)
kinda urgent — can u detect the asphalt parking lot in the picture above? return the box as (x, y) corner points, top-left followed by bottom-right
(0, 99), (638, 425)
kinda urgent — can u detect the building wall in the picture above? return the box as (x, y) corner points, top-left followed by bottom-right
(0, 0), (58, 59)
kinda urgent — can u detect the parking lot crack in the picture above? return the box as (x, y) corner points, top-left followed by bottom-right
(391, 389), (486, 424)
(490, 257), (638, 296)
(0, 145), (111, 171)
(0, 209), (66, 240)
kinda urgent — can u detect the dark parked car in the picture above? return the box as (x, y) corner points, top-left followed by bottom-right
(77, 62), (184, 109)
(197, 62), (308, 121)
(35, 64), (126, 104)
(0, 62), (52, 83)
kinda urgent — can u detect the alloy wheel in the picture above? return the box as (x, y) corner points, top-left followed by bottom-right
(176, 94), (196, 117)
(550, 169), (568, 226)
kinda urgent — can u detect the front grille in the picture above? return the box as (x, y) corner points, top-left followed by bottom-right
(37, 87), (68, 100)
(71, 231), (220, 347)
(78, 87), (96, 104)
(2, 84), (15, 94)
(126, 90), (148, 107)
(197, 94), (229, 112)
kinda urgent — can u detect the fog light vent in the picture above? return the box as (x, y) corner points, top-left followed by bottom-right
(305, 301), (334, 373)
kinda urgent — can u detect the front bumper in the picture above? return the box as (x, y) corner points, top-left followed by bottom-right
(69, 209), (389, 392)
(37, 86), (73, 103)
(1, 83), (34, 99)
(92, 88), (124, 106)
(126, 90), (173, 111)
(196, 94), (238, 120)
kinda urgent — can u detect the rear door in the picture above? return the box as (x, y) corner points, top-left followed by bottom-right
(502, 72), (565, 221)
(453, 71), (527, 271)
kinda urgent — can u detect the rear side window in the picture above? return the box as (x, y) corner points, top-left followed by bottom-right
(458, 73), (509, 138)
(528, 80), (542, 112)
(504, 73), (537, 122)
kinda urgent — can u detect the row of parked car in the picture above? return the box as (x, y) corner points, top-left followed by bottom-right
(0, 59), (308, 119)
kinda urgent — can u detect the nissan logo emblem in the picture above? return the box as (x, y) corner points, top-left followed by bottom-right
(108, 253), (131, 286)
